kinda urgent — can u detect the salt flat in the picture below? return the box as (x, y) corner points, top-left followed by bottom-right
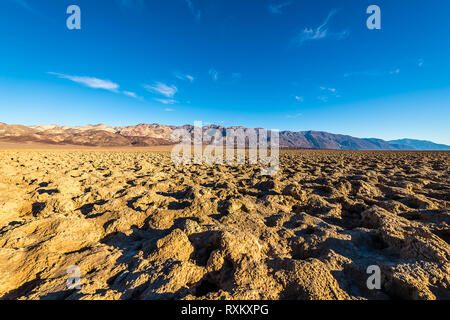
(0, 149), (449, 300)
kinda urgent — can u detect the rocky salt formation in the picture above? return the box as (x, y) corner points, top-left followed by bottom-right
(0, 150), (449, 300)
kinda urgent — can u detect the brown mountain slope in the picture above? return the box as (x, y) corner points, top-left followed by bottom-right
(0, 122), (429, 150)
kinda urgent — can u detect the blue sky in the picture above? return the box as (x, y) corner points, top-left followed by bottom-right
(0, 0), (449, 144)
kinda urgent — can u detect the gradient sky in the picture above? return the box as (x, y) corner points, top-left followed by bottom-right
(0, 0), (449, 143)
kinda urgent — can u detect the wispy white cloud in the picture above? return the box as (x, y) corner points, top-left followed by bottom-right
(185, 0), (201, 22)
(155, 98), (178, 105)
(320, 86), (336, 93)
(143, 82), (178, 98)
(389, 68), (400, 75)
(268, 1), (293, 14)
(318, 86), (340, 102)
(209, 68), (219, 81)
(123, 91), (137, 98)
(164, 108), (175, 112)
(294, 10), (349, 46)
(207, 69), (241, 83)
(122, 91), (143, 100)
(417, 59), (424, 68)
(48, 72), (120, 92)
(48, 72), (140, 99)
(294, 96), (304, 102)
(174, 72), (195, 82)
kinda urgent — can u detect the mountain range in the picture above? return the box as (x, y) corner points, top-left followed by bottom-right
(0, 122), (449, 151)
(387, 139), (450, 151)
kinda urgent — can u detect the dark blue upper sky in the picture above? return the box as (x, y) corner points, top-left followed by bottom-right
(1, 0), (449, 143)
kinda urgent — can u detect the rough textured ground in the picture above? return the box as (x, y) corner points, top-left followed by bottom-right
(0, 150), (449, 300)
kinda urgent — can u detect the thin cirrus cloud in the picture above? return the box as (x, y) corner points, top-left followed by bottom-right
(185, 0), (201, 22)
(344, 57), (425, 78)
(48, 72), (139, 99)
(123, 91), (136, 98)
(174, 72), (195, 82)
(123, 91), (141, 99)
(389, 68), (400, 75)
(294, 96), (304, 102)
(318, 86), (340, 102)
(207, 69), (242, 84)
(48, 72), (119, 91)
(208, 69), (219, 81)
(143, 82), (178, 98)
(268, 1), (293, 14)
(155, 98), (178, 105)
(320, 86), (337, 93)
(294, 9), (349, 46)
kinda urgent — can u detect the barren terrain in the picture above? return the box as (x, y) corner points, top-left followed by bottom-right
(0, 149), (449, 300)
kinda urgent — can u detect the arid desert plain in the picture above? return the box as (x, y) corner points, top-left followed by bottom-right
(0, 148), (449, 300)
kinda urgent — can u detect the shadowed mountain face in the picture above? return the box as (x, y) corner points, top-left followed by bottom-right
(0, 122), (448, 150)
(278, 131), (409, 150)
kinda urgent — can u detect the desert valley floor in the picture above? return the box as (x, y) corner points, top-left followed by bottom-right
(0, 149), (449, 300)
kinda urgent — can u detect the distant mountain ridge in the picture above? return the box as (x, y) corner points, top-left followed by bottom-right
(0, 122), (449, 150)
(388, 139), (450, 151)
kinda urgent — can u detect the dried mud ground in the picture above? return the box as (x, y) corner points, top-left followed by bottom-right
(0, 149), (449, 300)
